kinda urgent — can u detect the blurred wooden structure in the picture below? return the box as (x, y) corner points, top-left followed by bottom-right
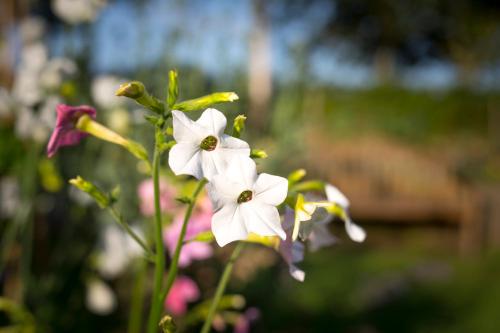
(304, 132), (500, 255)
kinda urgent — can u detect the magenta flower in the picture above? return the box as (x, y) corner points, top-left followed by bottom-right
(164, 276), (200, 316)
(164, 195), (213, 267)
(47, 104), (96, 157)
(137, 178), (178, 217)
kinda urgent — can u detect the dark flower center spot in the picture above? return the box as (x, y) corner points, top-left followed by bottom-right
(200, 135), (218, 151)
(237, 190), (253, 204)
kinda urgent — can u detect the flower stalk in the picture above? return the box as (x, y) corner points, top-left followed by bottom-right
(147, 132), (167, 333)
(160, 179), (208, 304)
(200, 242), (245, 333)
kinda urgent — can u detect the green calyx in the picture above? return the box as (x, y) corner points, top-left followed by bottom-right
(200, 135), (218, 151)
(237, 190), (253, 204)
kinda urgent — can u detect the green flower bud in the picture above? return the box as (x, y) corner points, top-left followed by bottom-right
(172, 92), (239, 112)
(167, 70), (179, 108)
(116, 81), (145, 99)
(232, 114), (246, 138)
(250, 149), (268, 159)
(69, 176), (109, 208)
(116, 81), (164, 114)
(288, 168), (307, 186)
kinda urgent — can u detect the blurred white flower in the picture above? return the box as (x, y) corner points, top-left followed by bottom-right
(106, 108), (130, 135)
(52, 0), (107, 25)
(325, 184), (366, 242)
(85, 278), (116, 315)
(91, 75), (126, 109)
(207, 155), (288, 246)
(97, 224), (143, 279)
(40, 58), (77, 90)
(0, 177), (20, 219)
(19, 17), (46, 44)
(168, 109), (250, 180)
(279, 208), (306, 282)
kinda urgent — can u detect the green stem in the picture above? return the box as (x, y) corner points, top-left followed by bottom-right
(108, 206), (154, 262)
(128, 260), (147, 333)
(159, 179), (207, 305)
(146, 134), (166, 333)
(200, 242), (245, 333)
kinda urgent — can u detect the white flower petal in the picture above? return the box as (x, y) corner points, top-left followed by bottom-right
(289, 264), (305, 282)
(195, 108), (227, 137)
(171, 110), (207, 143)
(218, 134), (251, 153)
(225, 155), (257, 189)
(206, 175), (246, 210)
(325, 184), (350, 209)
(345, 217), (366, 242)
(168, 143), (203, 179)
(86, 279), (116, 315)
(211, 204), (248, 246)
(241, 202), (286, 240)
(254, 173), (288, 206)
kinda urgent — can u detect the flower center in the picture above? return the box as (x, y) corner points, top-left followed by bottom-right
(200, 135), (218, 151)
(237, 190), (253, 204)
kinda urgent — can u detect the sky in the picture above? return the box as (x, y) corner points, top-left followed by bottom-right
(43, 0), (498, 90)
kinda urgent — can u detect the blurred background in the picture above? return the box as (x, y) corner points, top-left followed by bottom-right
(1, 0), (500, 332)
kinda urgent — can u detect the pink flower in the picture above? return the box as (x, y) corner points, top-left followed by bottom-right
(47, 104), (96, 157)
(137, 178), (177, 217)
(234, 308), (260, 333)
(164, 195), (213, 267)
(164, 276), (199, 316)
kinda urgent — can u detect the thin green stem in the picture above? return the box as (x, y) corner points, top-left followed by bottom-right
(146, 135), (166, 333)
(200, 242), (245, 333)
(128, 260), (147, 333)
(159, 178), (207, 305)
(108, 206), (154, 262)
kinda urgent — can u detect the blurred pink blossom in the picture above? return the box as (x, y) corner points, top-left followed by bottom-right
(137, 178), (177, 217)
(164, 276), (199, 316)
(47, 104), (96, 157)
(234, 307), (260, 333)
(164, 195), (213, 267)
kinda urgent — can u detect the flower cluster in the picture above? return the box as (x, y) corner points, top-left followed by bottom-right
(48, 70), (366, 332)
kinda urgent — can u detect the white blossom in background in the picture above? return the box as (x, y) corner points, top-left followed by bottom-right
(91, 75), (126, 110)
(52, 0), (107, 25)
(19, 17), (46, 44)
(168, 108), (250, 180)
(325, 184), (366, 242)
(40, 58), (77, 90)
(0, 177), (20, 219)
(85, 278), (116, 315)
(0, 88), (14, 119)
(207, 155), (288, 246)
(96, 224), (143, 279)
(279, 208), (306, 282)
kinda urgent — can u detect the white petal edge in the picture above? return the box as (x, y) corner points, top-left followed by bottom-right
(206, 174), (246, 210)
(241, 202), (286, 240)
(225, 155), (257, 189)
(195, 108), (227, 137)
(325, 184), (350, 209)
(345, 217), (366, 242)
(290, 264), (305, 282)
(171, 110), (207, 143)
(168, 143), (203, 179)
(211, 204), (248, 247)
(254, 173), (288, 206)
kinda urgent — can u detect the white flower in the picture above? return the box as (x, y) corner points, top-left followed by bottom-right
(85, 278), (116, 315)
(325, 184), (366, 242)
(91, 75), (126, 109)
(206, 155), (288, 246)
(279, 208), (306, 282)
(96, 224), (143, 278)
(52, 0), (107, 25)
(168, 108), (250, 181)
